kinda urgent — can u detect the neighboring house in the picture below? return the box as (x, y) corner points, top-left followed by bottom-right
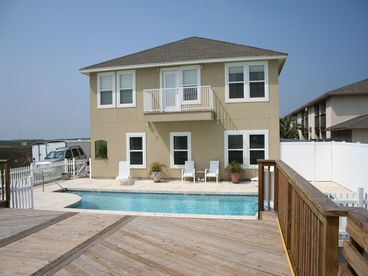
(286, 78), (368, 141)
(327, 113), (368, 143)
(80, 37), (288, 179)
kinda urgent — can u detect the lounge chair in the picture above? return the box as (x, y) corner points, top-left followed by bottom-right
(251, 177), (258, 184)
(116, 161), (133, 185)
(181, 161), (195, 183)
(205, 160), (219, 183)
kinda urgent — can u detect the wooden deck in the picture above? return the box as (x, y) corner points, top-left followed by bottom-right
(0, 209), (291, 275)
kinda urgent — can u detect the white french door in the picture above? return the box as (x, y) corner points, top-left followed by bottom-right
(162, 71), (180, 111)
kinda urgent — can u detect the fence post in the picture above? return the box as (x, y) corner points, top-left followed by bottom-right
(73, 158), (76, 178)
(358, 187), (364, 207)
(30, 163), (34, 180)
(89, 157), (92, 179)
(4, 161), (10, 208)
(29, 175), (34, 209)
(64, 159), (68, 173)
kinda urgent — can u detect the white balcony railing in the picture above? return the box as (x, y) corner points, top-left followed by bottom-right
(143, 85), (214, 113)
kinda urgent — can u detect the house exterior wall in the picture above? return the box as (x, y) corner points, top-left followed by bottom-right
(89, 60), (280, 179)
(329, 95), (368, 126)
(352, 129), (368, 143)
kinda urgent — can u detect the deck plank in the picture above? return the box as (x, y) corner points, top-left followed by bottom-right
(60, 213), (291, 275)
(0, 209), (291, 275)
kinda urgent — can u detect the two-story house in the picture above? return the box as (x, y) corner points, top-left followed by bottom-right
(80, 37), (288, 179)
(286, 78), (368, 142)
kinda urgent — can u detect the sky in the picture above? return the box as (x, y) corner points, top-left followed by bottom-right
(0, 0), (367, 140)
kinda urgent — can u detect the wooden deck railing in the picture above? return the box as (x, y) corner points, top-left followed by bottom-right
(0, 160), (11, 208)
(258, 160), (361, 275)
(340, 208), (368, 275)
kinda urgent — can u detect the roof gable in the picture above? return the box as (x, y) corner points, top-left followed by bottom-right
(81, 36), (287, 72)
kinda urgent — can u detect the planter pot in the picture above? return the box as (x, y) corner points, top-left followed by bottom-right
(230, 173), (240, 184)
(152, 171), (162, 182)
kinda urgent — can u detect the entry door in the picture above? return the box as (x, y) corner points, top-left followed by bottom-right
(162, 71), (180, 111)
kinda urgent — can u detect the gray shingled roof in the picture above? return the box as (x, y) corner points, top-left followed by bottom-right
(81, 36), (287, 71)
(328, 114), (368, 131)
(287, 78), (368, 117)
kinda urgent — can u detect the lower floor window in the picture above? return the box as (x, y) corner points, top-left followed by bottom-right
(126, 133), (146, 168)
(170, 132), (191, 168)
(225, 130), (268, 168)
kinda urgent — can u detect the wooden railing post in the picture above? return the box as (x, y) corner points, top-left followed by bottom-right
(274, 165), (279, 211)
(321, 216), (339, 275)
(258, 162), (264, 219)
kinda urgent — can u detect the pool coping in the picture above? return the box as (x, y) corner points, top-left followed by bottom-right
(61, 207), (258, 220)
(60, 189), (258, 220)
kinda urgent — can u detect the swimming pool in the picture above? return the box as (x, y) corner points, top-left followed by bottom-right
(68, 191), (258, 217)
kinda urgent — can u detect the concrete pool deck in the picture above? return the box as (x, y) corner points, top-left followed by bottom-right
(34, 178), (258, 211)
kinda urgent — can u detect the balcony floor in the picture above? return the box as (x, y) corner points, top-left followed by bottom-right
(0, 209), (291, 275)
(144, 110), (214, 122)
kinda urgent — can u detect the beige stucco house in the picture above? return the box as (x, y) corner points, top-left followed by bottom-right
(286, 78), (368, 142)
(80, 37), (288, 179)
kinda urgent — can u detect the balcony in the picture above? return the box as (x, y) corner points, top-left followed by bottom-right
(143, 85), (215, 122)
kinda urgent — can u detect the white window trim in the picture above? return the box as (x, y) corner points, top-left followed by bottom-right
(97, 72), (116, 109)
(117, 70), (136, 108)
(224, 130), (268, 169)
(170, 132), (192, 169)
(225, 61), (269, 103)
(126, 132), (146, 169)
(160, 65), (201, 105)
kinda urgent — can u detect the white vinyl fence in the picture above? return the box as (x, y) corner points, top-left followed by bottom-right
(0, 158), (89, 209)
(281, 141), (368, 193)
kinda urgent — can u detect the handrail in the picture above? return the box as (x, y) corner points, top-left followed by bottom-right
(143, 85), (214, 113)
(258, 159), (368, 275)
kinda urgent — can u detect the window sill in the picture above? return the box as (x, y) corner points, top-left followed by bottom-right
(117, 104), (136, 108)
(94, 157), (108, 160)
(97, 105), (115, 109)
(225, 98), (269, 103)
(130, 166), (146, 169)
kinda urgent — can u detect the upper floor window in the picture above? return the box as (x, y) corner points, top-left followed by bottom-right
(97, 72), (115, 108)
(117, 71), (136, 107)
(225, 61), (268, 103)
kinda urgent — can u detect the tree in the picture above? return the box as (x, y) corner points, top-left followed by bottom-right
(280, 117), (300, 139)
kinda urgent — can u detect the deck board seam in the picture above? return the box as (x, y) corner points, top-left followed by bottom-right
(31, 215), (136, 276)
(0, 212), (78, 248)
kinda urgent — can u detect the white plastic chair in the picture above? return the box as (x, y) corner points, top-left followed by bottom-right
(205, 160), (219, 183)
(116, 161), (133, 185)
(181, 161), (195, 183)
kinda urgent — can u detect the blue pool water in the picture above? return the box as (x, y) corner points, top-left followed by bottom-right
(69, 191), (258, 216)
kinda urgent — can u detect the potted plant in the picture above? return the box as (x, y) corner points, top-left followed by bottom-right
(149, 162), (164, 182)
(226, 160), (242, 183)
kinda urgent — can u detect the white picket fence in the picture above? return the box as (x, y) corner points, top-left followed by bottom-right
(0, 158), (89, 209)
(325, 188), (367, 246)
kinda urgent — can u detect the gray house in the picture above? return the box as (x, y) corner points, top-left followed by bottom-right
(286, 78), (368, 142)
